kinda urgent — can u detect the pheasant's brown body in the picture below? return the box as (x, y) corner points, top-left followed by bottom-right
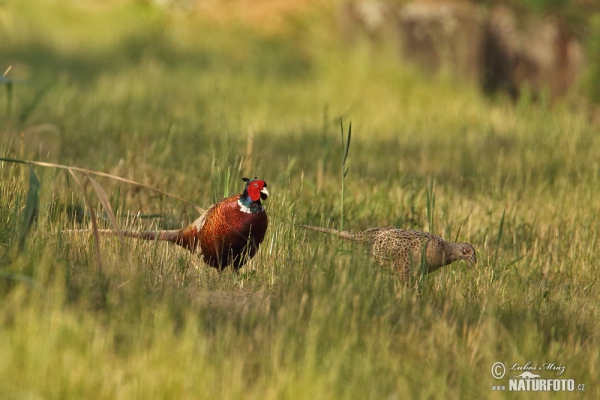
(72, 178), (269, 271)
(189, 193), (268, 269)
(301, 225), (476, 280)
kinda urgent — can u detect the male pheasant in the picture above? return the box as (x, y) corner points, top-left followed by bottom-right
(74, 177), (269, 271)
(300, 225), (476, 280)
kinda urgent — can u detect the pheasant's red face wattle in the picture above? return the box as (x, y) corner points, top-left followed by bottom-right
(247, 180), (268, 202)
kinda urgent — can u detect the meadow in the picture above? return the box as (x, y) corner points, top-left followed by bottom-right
(1, 1), (600, 398)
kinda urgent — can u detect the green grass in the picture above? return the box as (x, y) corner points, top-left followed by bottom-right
(1, 0), (600, 398)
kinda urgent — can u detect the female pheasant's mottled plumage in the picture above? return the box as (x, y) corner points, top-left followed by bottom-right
(300, 225), (476, 280)
(76, 178), (269, 271)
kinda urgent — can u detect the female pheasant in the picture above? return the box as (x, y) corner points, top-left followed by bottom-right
(78, 177), (269, 271)
(300, 225), (476, 281)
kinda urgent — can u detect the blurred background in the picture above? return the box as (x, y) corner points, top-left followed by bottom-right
(3, 0), (600, 193)
(3, 0), (600, 103)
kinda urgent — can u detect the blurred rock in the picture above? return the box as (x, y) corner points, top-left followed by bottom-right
(397, 1), (486, 82)
(482, 5), (584, 100)
(339, 0), (585, 100)
(339, 0), (395, 43)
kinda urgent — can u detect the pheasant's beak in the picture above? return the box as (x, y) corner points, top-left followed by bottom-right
(260, 187), (269, 200)
(461, 245), (476, 265)
(466, 252), (476, 265)
(469, 254), (477, 265)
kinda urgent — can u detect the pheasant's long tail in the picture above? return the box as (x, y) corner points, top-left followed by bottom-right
(63, 229), (182, 243)
(299, 225), (358, 241)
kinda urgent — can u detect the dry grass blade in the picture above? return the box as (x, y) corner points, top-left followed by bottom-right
(17, 165), (40, 253)
(86, 173), (134, 269)
(86, 173), (126, 245)
(0, 157), (205, 213)
(68, 169), (103, 270)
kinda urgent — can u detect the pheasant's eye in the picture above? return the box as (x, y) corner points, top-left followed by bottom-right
(463, 248), (470, 255)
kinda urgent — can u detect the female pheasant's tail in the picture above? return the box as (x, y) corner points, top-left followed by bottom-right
(299, 225), (359, 241)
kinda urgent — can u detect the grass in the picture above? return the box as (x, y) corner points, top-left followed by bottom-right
(1, 0), (600, 398)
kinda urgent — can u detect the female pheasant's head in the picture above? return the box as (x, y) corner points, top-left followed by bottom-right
(239, 177), (269, 212)
(457, 243), (477, 265)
